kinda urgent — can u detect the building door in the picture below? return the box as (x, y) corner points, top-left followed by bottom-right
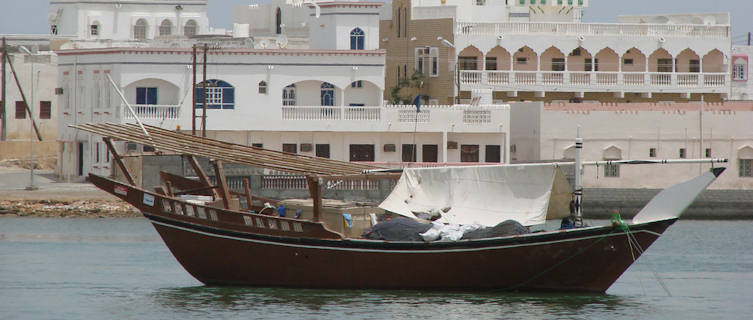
(422, 144), (438, 162)
(77, 142), (84, 176)
(460, 144), (479, 162)
(316, 144), (330, 158)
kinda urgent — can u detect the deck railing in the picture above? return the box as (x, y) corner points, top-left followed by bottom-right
(122, 104), (180, 120)
(456, 22), (730, 39)
(459, 71), (728, 91)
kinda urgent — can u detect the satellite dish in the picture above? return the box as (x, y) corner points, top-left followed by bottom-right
(276, 35), (288, 49)
(258, 39), (270, 49)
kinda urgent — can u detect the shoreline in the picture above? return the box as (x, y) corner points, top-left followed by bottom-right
(0, 199), (141, 218)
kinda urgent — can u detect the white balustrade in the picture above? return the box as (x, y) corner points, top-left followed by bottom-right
(595, 72), (618, 86)
(122, 104), (181, 120)
(623, 73), (646, 86)
(542, 72), (565, 85)
(704, 74), (726, 87)
(650, 73), (672, 86)
(459, 70), (482, 84)
(487, 71), (510, 85)
(569, 72), (591, 85)
(281, 106), (341, 120)
(344, 106), (381, 120)
(456, 22), (729, 39)
(514, 72), (537, 85)
(677, 73), (700, 87)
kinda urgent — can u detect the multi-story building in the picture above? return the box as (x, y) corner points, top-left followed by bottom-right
(0, 36), (59, 162)
(57, 1), (513, 180)
(380, 0), (732, 104)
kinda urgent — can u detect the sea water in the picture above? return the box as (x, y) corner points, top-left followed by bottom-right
(1, 218), (751, 320)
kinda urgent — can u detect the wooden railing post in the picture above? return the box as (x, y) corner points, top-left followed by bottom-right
(211, 159), (232, 210)
(306, 175), (323, 222)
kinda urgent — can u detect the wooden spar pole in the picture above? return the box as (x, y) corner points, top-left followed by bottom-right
(201, 44), (207, 137)
(242, 177), (253, 210)
(6, 50), (42, 141)
(165, 180), (175, 197)
(1, 37), (6, 141)
(306, 175), (323, 222)
(211, 159), (232, 210)
(187, 155), (220, 199)
(103, 137), (137, 186)
(191, 45), (197, 135)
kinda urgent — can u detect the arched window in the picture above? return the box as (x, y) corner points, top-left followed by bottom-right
(275, 8), (282, 34)
(282, 84), (296, 106)
(733, 57), (748, 81)
(603, 145), (622, 177)
(739, 146), (753, 177)
(134, 19), (148, 40)
(90, 21), (100, 36)
(184, 20), (197, 37)
(159, 19), (173, 36)
(350, 28), (365, 50)
(258, 81), (268, 94)
(195, 79), (235, 109)
(320, 82), (335, 106)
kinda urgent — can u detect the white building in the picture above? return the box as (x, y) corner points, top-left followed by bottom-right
(56, 1), (513, 180)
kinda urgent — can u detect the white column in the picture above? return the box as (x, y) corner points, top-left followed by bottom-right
(504, 132), (510, 164)
(442, 130), (448, 163)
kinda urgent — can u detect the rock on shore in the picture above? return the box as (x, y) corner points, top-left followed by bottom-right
(0, 199), (141, 218)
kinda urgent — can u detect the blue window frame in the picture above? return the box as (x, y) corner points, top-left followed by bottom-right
(321, 82), (334, 106)
(283, 84), (296, 106)
(350, 28), (365, 50)
(195, 79), (234, 109)
(351, 80), (362, 88)
(136, 87), (157, 105)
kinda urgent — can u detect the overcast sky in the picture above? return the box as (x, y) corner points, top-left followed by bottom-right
(1, 0), (751, 44)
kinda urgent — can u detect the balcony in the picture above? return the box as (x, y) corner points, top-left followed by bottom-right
(121, 104), (181, 126)
(459, 71), (729, 93)
(456, 22), (730, 39)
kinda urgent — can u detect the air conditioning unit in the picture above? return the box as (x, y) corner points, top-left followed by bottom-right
(447, 141), (458, 150)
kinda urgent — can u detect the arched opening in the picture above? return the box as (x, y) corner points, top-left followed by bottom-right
(603, 145), (622, 177)
(134, 19), (148, 40)
(733, 56), (749, 81)
(567, 47), (592, 72)
(594, 48), (619, 72)
(321, 82), (335, 106)
(649, 48), (673, 72)
(621, 47), (647, 72)
(344, 80), (381, 106)
(350, 28), (364, 50)
(541, 46), (566, 71)
(184, 20), (197, 37)
(486, 46), (511, 71)
(702, 49), (725, 73)
(676, 49), (700, 73)
(195, 79), (235, 109)
(258, 81), (268, 94)
(513, 46), (538, 71)
(275, 8), (282, 34)
(125, 78), (181, 106)
(159, 19), (173, 36)
(458, 46), (483, 70)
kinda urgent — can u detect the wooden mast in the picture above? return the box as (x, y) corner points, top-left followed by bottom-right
(102, 137), (137, 186)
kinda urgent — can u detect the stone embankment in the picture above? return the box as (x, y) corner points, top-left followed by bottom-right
(0, 199), (140, 218)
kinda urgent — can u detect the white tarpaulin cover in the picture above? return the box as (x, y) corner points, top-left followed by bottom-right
(378, 165), (572, 227)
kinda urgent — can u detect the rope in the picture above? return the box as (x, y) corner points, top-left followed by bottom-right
(620, 214), (673, 297)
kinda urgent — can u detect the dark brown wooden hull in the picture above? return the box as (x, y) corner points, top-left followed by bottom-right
(91, 174), (673, 292)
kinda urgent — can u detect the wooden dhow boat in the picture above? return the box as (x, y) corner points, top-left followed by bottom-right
(74, 123), (727, 292)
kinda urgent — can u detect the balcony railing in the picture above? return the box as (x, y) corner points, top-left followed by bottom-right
(456, 22), (730, 39)
(122, 104), (181, 120)
(459, 71), (728, 91)
(280, 104), (509, 126)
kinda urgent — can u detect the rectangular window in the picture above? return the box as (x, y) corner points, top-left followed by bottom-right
(551, 58), (565, 71)
(351, 81), (362, 88)
(39, 101), (51, 119)
(485, 145), (501, 163)
(430, 47), (439, 77)
(282, 143), (297, 154)
(90, 24), (99, 36)
(485, 57), (497, 71)
(252, 143), (263, 148)
(604, 164), (620, 177)
(689, 59), (700, 73)
(705, 148), (712, 158)
(460, 144), (479, 162)
(402, 144), (417, 162)
(422, 144), (438, 162)
(516, 57), (527, 65)
(679, 148), (687, 158)
(520, 0), (525, 5)
(316, 144), (330, 158)
(585, 58), (599, 71)
(623, 58), (634, 65)
(733, 63), (747, 81)
(475, 0), (486, 5)
(740, 159), (753, 177)
(459, 56), (478, 70)
(649, 148), (656, 158)
(136, 87), (158, 105)
(415, 47), (426, 75)
(15, 101), (26, 119)
(349, 144), (375, 162)
(657, 58), (673, 73)
(95, 142), (100, 163)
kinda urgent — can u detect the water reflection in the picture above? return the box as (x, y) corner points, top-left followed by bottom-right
(153, 286), (642, 318)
